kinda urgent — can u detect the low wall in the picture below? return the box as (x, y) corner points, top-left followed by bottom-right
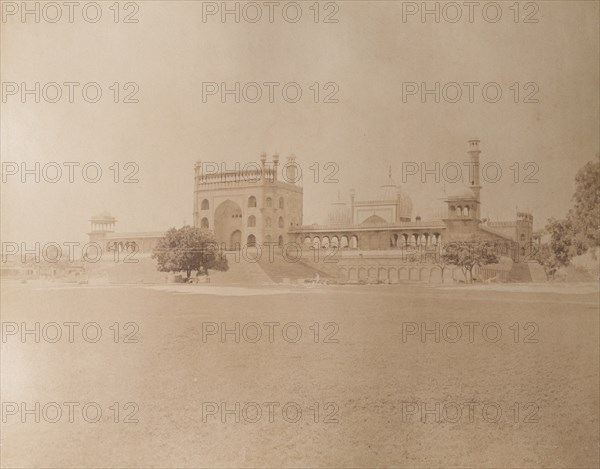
(298, 250), (528, 284)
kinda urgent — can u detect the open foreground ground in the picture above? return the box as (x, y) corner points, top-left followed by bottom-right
(1, 281), (599, 468)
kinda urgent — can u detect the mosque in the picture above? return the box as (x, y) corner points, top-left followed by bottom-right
(88, 139), (542, 282)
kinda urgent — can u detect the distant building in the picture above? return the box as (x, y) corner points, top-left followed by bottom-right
(289, 140), (535, 259)
(88, 140), (539, 282)
(88, 211), (164, 254)
(192, 153), (303, 250)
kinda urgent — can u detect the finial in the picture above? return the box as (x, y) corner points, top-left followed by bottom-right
(388, 165), (392, 178)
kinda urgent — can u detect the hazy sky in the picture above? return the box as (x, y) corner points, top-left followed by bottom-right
(1, 0), (599, 246)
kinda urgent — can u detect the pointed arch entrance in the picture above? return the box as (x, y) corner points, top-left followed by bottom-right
(230, 230), (242, 248)
(214, 200), (243, 250)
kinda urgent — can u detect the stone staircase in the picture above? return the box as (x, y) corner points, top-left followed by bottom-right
(508, 261), (533, 282)
(82, 250), (328, 285)
(509, 260), (548, 282)
(526, 261), (548, 282)
(207, 254), (273, 285)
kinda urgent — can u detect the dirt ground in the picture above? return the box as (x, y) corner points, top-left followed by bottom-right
(1, 281), (598, 468)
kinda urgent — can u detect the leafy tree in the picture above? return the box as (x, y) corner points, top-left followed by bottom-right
(441, 240), (500, 283)
(544, 217), (587, 267)
(433, 253), (450, 284)
(152, 226), (228, 281)
(569, 154), (600, 250)
(534, 243), (561, 280)
(540, 156), (599, 273)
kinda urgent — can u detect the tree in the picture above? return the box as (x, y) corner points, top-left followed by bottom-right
(540, 156), (599, 273)
(534, 243), (561, 280)
(441, 240), (500, 283)
(433, 253), (450, 284)
(152, 226), (228, 281)
(569, 154), (600, 251)
(544, 217), (587, 268)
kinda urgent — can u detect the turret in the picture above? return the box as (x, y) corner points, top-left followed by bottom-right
(349, 188), (356, 224)
(285, 154), (298, 183)
(467, 138), (482, 204)
(272, 153), (279, 181)
(193, 161), (201, 225)
(88, 212), (116, 244)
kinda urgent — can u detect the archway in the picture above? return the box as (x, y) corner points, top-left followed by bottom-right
(214, 200), (243, 250)
(368, 267), (377, 283)
(340, 236), (349, 249)
(230, 230), (242, 248)
(349, 267), (358, 282)
(430, 267), (443, 284)
(409, 267), (419, 281)
(339, 268), (348, 282)
(358, 267), (368, 282)
(378, 267), (388, 282)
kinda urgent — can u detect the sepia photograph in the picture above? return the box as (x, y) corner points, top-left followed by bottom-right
(1, 1), (599, 467)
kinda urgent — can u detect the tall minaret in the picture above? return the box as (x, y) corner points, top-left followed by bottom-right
(467, 139), (482, 207)
(272, 153), (279, 182)
(193, 161), (201, 227)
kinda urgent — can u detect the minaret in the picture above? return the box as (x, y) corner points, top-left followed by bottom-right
(350, 188), (356, 225)
(285, 154), (298, 183)
(467, 139), (482, 219)
(272, 153), (279, 182)
(467, 139), (481, 200)
(193, 161), (201, 227)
